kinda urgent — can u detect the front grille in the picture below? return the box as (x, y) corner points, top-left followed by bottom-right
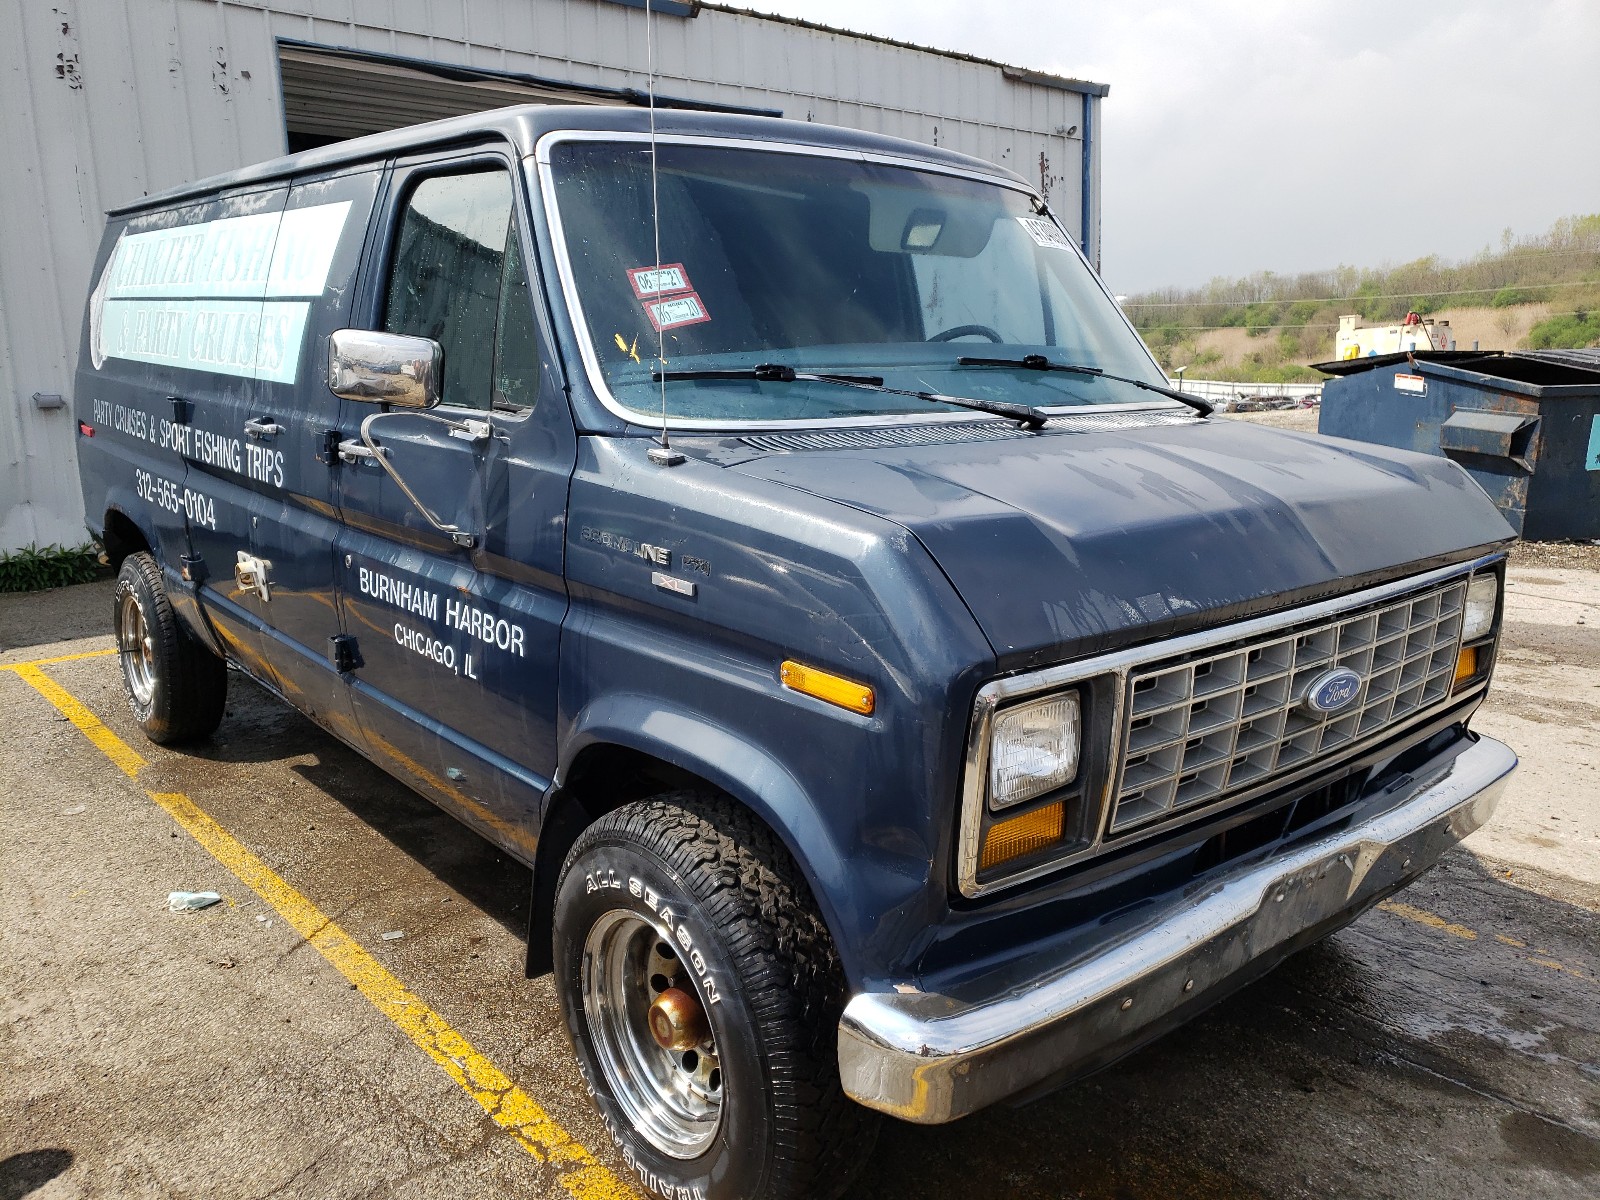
(1110, 577), (1468, 833)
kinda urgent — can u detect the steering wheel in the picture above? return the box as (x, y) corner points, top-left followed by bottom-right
(927, 324), (1004, 343)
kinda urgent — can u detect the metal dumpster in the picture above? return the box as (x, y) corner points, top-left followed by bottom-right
(1314, 349), (1600, 540)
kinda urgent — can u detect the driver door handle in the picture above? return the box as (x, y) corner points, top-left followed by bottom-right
(244, 416), (285, 439)
(337, 437), (386, 464)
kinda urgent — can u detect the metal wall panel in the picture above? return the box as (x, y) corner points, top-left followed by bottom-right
(0, 0), (1100, 551)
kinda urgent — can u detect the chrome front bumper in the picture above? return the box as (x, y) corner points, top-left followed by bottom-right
(838, 734), (1516, 1124)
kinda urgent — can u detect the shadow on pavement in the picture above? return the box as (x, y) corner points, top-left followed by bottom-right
(840, 852), (1599, 1199)
(0, 1150), (74, 1200)
(159, 670), (530, 939)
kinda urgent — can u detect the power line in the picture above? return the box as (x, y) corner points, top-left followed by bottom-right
(1121, 279), (1600, 308)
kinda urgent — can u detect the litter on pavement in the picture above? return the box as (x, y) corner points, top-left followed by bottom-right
(168, 891), (223, 913)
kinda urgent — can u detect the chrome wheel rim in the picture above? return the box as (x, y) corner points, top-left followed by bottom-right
(582, 910), (723, 1158)
(117, 590), (157, 707)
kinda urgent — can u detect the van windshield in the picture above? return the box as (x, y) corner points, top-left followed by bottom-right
(546, 140), (1167, 423)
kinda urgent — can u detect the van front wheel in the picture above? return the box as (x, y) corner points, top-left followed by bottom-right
(114, 552), (226, 744)
(552, 793), (878, 1200)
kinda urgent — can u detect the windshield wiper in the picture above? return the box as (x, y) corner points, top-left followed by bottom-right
(655, 364), (885, 387)
(956, 354), (1214, 417)
(653, 362), (1049, 429)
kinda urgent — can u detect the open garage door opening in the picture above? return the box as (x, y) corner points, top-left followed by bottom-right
(277, 41), (778, 153)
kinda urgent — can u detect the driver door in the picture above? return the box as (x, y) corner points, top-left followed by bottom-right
(332, 150), (574, 858)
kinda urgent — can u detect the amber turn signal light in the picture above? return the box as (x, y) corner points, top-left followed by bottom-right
(1453, 645), (1479, 689)
(979, 800), (1066, 871)
(780, 660), (875, 715)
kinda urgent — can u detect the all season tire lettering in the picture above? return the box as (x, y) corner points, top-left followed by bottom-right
(625, 876), (721, 1005)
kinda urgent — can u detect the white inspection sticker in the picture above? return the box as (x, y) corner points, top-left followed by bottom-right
(1017, 216), (1074, 251)
(1394, 373), (1427, 394)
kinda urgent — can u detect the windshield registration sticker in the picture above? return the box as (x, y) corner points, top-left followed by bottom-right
(1017, 216), (1074, 251)
(627, 263), (694, 298)
(644, 292), (711, 332)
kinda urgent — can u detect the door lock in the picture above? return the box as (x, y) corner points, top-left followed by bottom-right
(234, 551), (273, 601)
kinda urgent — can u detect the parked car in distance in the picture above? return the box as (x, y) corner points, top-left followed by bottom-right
(77, 104), (1517, 1200)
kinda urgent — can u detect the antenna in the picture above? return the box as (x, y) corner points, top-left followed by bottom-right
(643, 0), (684, 467)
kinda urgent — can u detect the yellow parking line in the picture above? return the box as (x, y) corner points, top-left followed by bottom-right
(1, 646), (119, 667)
(11, 663), (148, 778)
(9, 663), (633, 1200)
(1377, 899), (1592, 983)
(1376, 900), (1477, 940)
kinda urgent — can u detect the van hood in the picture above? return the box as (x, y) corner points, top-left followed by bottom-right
(732, 418), (1513, 670)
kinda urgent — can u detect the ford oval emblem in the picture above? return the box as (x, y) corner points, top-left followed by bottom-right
(1302, 667), (1363, 716)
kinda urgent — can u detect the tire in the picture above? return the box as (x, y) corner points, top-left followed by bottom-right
(113, 552), (227, 745)
(553, 792), (879, 1200)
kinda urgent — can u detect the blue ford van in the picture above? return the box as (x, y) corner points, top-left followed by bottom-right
(77, 105), (1517, 1200)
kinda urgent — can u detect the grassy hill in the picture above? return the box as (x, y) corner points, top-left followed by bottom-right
(1122, 214), (1600, 382)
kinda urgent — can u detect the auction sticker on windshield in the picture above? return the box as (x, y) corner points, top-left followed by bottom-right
(627, 263), (694, 298)
(1017, 216), (1073, 251)
(644, 292), (711, 332)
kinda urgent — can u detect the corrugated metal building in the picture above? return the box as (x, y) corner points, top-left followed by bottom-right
(0, 0), (1108, 552)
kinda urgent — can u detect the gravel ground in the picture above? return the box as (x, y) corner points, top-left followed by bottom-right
(1219, 407), (1322, 433)
(1512, 541), (1600, 572)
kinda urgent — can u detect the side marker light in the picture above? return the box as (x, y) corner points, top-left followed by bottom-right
(780, 660), (874, 715)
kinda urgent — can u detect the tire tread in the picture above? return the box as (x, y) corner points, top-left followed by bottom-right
(563, 791), (879, 1200)
(115, 552), (226, 744)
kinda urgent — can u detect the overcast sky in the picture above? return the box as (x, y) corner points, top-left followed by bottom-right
(743, 0), (1600, 295)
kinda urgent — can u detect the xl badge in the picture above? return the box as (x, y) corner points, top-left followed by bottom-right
(1301, 667), (1362, 717)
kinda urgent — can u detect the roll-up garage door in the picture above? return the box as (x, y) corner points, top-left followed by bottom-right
(278, 44), (610, 151)
(278, 42), (779, 152)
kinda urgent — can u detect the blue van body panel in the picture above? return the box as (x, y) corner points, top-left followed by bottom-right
(556, 434), (996, 985)
(734, 419), (1515, 671)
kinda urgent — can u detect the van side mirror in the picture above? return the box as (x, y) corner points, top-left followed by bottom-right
(328, 329), (442, 409)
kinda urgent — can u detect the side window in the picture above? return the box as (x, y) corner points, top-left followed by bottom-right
(493, 227), (539, 412)
(384, 165), (538, 411)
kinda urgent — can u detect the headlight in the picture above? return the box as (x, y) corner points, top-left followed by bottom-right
(988, 692), (1080, 810)
(1462, 573), (1498, 642)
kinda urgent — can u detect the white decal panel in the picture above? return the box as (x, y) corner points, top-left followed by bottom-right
(92, 201), (351, 382)
(97, 299), (312, 385)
